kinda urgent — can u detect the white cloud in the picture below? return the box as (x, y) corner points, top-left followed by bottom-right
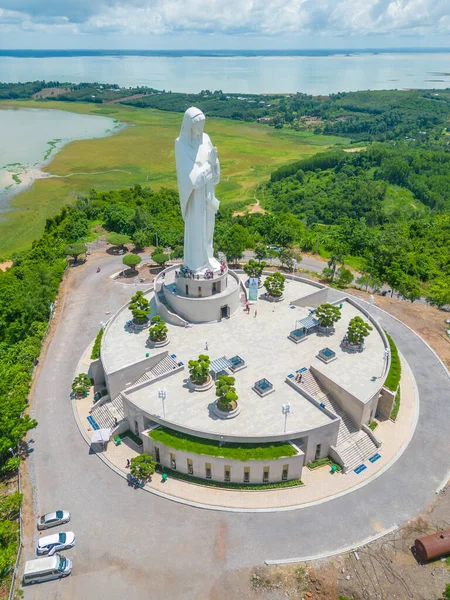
(1, 0), (450, 38)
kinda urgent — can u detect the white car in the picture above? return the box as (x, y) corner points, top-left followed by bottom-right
(37, 532), (75, 556)
(37, 510), (70, 531)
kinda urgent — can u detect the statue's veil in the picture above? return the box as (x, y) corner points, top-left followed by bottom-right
(178, 106), (204, 144)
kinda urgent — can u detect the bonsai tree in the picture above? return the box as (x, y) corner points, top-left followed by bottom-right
(129, 290), (150, 324)
(346, 316), (373, 346)
(65, 243), (87, 264)
(72, 373), (91, 396)
(215, 375), (238, 411)
(264, 271), (286, 298)
(148, 315), (168, 342)
(107, 232), (130, 250)
(122, 254), (142, 273)
(130, 453), (156, 483)
(243, 259), (266, 280)
(315, 304), (342, 329)
(152, 253), (169, 268)
(188, 354), (211, 385)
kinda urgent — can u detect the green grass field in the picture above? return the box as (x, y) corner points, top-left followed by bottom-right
(0, 100), (348, 255)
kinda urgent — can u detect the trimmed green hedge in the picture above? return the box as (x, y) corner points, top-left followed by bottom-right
(390, 388), (401, 421)
(307, 457), (342, 471)
(384, 332), (401, 392)
(91, 328), (103, 360)
(155, 464), (303, 489)
(149, 426), (297, 461)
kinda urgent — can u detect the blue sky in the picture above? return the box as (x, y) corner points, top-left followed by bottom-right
(1, 0), (449, 49)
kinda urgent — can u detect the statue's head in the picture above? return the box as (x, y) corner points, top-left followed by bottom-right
(179, 107), (205, 143)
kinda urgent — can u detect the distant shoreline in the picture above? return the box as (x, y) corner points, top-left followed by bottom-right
(2, 48), (450, 58)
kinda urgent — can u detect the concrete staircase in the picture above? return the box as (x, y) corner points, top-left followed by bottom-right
(90, 393), (125, 430)
(133, 354), (180, 385)
(299, 370), (379, 472)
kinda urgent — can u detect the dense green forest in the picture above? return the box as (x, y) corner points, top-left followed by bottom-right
(3, 81), (450, 143)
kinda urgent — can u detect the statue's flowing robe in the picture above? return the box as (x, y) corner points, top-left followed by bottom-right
(175, 131), (220, 273)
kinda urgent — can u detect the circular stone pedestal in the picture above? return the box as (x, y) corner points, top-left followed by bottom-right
(187, 377), (214, 392)
(147, 338), (170, 349)
(212, 402), (241, 419)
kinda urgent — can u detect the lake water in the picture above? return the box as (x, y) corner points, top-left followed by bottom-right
(0, 107), (119, 207)
(1, 51), (450, 94)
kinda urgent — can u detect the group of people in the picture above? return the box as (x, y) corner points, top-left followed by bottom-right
(294, 372), (303, 383)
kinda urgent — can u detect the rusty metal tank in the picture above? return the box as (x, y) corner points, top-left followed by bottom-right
(414, 529), (450, 561)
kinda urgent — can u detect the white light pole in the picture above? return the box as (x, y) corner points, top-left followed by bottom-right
(282, 403), (291, 433)
(292, 259), (297, 281)
(158, 388), (167, 418)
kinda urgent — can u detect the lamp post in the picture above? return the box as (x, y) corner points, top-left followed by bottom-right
(292, 258), (297, 281)
(282, 403), (291, 433)
(158, 388), (167, 418)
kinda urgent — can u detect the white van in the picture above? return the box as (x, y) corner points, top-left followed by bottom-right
(23, 554), (72, 585)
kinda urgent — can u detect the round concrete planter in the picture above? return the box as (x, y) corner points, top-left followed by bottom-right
(132, 319), (150, 330)
(318, 325), (335, 335)
(187, 376), (214, 392)
(266, 294), (285, 303)
(147, 337), (170, 348)
(346, 342), (365, 352)
(212, 401), (241, 419)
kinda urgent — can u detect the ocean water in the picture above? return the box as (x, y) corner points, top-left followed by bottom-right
(1, 50), (450, 94)
(0, 107), (119, 207)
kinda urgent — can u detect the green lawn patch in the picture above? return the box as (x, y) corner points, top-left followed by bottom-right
(390, 388), (401, 421)
(306, 457), (342, 471)
(119, 429), (143, 447)
(90, 327), (103, 360)
(384, 331), (401, 392)
(369, 420), (378, 431)
(149, 426), (297, 460)
(154, 464), (302, 489)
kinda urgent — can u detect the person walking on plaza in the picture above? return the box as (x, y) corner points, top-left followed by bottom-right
(126, 459), (130, 468)
(254, 309), (257, 318)
(205, 341), (209, 351)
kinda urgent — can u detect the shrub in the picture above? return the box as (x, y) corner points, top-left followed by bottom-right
(315, 303), (341, 328)
(390, 388), (401, 420)
(346, 316), (373, 345)
(122, 254), (142, 271)
(64, 243), (87, 263)
(152, 253), (169, 267)
(264, 271), (285, 298)
(72, 373), (91, 396)
(91, 328), (103, 360)
(130, 453), (156, 482)
(148, 315), (168, 342)
(128, 290), (150, 324)
(107, 232), (130, 248)
(188, 354), (211, 385)
(215, 375), (238, 411)
(336, 266), (354, 287)
(307, 457), (342, 471)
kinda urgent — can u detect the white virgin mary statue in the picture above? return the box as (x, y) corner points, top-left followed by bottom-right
(175, 107), (221, 274)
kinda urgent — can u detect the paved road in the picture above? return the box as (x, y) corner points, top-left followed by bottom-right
(23, 255), (450, 600)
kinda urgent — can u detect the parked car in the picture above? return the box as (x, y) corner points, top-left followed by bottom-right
(266, 245), (280, 252)
(37, 510), (70, 531)
(23, 554), (72, 585)
(37, 531), (75, 556)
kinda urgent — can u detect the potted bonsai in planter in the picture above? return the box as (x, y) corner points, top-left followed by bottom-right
(188, 354), (212, 390)
(264, 271), (286, 301)
(148, 315), (169, 347)
(128, 290), (150, 326)
(72, 373), (91, 398)
(315, 303), (342, 335)
(243, 259), (267, 288)
(215, 375), (239, 413)
(344, 316), (373, 350)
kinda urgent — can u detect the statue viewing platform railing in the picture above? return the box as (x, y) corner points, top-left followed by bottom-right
(174, 265), (228, 281)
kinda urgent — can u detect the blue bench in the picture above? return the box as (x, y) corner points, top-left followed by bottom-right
(354, 464), (367, 475)
(369, 453), (381, 463)
(87, 416), (99, 430)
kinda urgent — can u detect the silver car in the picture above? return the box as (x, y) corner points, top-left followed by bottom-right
(37, 532), (75, 556)
(37, 510), (70, 531)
